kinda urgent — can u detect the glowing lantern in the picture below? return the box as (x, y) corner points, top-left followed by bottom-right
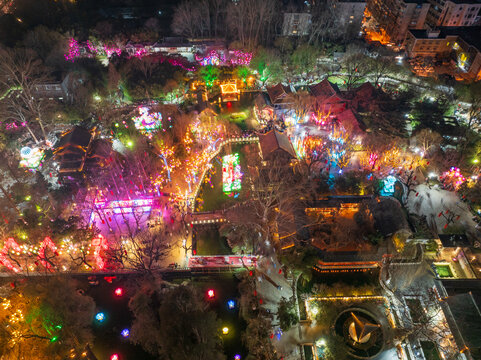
(222, 327), (229, 335)
(235, 355), (241, 360)
(121, 329), (130, 338)
(207, 289), (215, 298)
(110, 354), (119, 360)
(227, 300), (235, 309)
(114, 288), (123, 296)
(95, 312), (105, 322)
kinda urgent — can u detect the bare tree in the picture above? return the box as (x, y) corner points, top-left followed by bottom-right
(226, 0), (278, 49)
(341, 50), (370, 90)
(413, 128), (442, 155)
(0, 47), (52, 143)
(108, 229), (174, 272)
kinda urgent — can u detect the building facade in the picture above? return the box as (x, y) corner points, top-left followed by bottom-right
(336, 0), (367, 31)
(404, 27), (481, 80)
(426, 0), (481, 27)
(282, 13), (312, 36)
(367, 0), (431, 42)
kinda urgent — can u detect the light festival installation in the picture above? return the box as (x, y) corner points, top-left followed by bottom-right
(94, 198), (154, 214)
(0, 238), (22, 273)
(222, 153), (243, 193)
(132, 106), (162, 138)
(91, 234), (109, 270)
(196, 50), (223, 66)
(440, 167), (466, 190)
(380, 175), (397, 196)
(37, 237), (58, 269)
(229, 50), (253, 66)
(19, 146), (44, 170)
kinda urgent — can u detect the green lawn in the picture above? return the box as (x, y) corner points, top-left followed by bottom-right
(435, 264), (453, 277)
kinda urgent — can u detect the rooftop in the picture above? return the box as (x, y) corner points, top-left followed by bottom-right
(409, 27), (481, 52)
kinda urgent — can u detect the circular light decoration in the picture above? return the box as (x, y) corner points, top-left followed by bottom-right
(121, 329), (130, 338)
(227, 300), (235, 309)
(132, 106), (162, 138)
(114, 287), (123, 297)
(19, 146), (45, 170)
(95, 312), (105, 322)
(110, 354), (119, 360)
(207, 289), (215, 299)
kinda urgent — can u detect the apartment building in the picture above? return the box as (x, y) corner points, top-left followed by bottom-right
(404, 27), (481, 80)
(282, 13), (312, 36)
(366, 0), (430, 42)
(426, 0), (481, 27)
(335, 0), (367, 29)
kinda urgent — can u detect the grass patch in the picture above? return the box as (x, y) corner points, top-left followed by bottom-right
(435, 264), (453, 278)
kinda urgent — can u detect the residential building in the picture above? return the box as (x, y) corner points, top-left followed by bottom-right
(282, 13), (312, 36)
(404, 27), (481, 80)
(335, 0), (367, 30)
(366, 0), (430, 43)
(435, 279), (481, 359)
(33, 73), (84, 103)
(426, 0), (481, 27)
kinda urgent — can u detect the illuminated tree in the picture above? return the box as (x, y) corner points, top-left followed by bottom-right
(236, 66), (251, 84)
(290, 44), (321, 82)
(413, 128), (442, 155)
(198, 65), (220, 88)
(0, 276), (95, 360)
(129, 283), (225, 360)
(250, 48), (283, 86)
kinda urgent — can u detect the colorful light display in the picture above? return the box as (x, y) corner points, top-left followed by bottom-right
(440, 167), (466, 190)
(104, 45), (122, 58)
(229, 50), (253, 66)
(227, 300), (235, 309)
(132, 106), (162, 138)
(38, 237), (58, 269)
(121, 329), (130, 338)
(196, 50), (224, 66)
(91, 234), (109, 270)
(222, 154), (243, 193)
(64, 38), (80, 61)
(380, 175), (397, 196)
(19, 146), (44, 170)
(207, 289), (215, 298)
(94, 198), (153, 214)
(0, 238), (22, 273)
